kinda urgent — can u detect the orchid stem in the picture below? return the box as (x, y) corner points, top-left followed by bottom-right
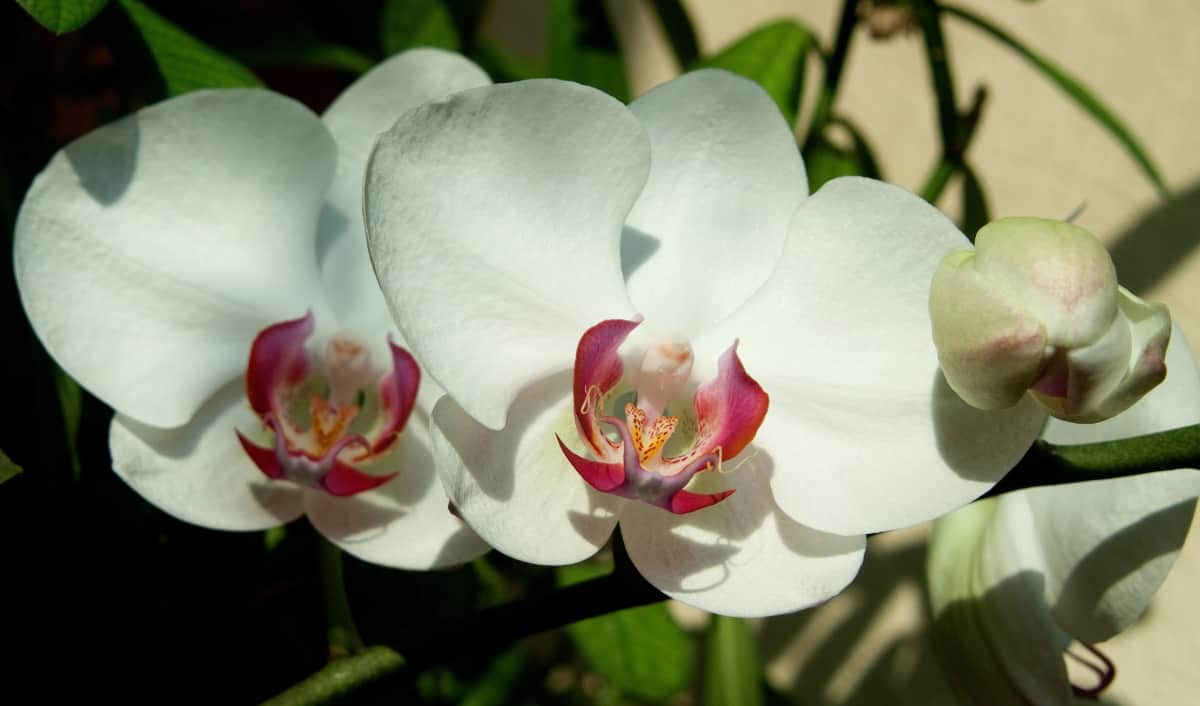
(269, 533), (665, 703)
(804, 0), (859, 147)
(983, 423), (1200, 498)
(317, 538), (362, 659)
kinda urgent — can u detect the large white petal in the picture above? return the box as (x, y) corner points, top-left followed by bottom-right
(110, 380), (305, 530)
(318, 49), (490, 335)
(429, 378), (622, 565)
(701, 177), (1045, 535)
(1005, 327), (1200, 642)
(623, 70), (807, 337)
(305, 409), (489, 569)
(15, 89), (335, 428)
(365, 80), (650, 429)
(620, 453), (865, 617)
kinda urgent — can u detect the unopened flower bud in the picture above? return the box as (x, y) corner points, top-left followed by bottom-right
(929, 217), (1170, 423)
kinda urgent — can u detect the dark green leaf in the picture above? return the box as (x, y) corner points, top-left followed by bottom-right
(115, 0), (260, 96)
(0, 449), (21, 486)
(459, 646), (530, 706)
(960, 162), (989, 241)
(380, 0), (460, 55)
(648, 0), (699, 67)
(230, 35), (374, 76)
(703, 615), (763, 706)
(803, 118), (882, 191)
(557, 562), (692, 700)
(17, 0), (108, 34)
(344, 554), (479, 647)
(53, 366), (82, 482)
(473, 38), (545, 82)
(699, 20), (812, 126)
(943, 4), (1167, 198)
(548, 0), (629, 101)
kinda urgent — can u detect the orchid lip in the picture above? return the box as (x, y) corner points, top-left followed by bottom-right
(559, 317), (768, 515)
(237, 311), (420, 497)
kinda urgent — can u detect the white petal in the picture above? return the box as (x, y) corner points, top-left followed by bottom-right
(429, 379), (622, 565)
(701, 177), (1045, 535)
(110, 380), (305, 530)
(623, 70), (807, 336)
(365, 80), (650, 429)
(15, 89), (335, 427)
(620, 457), (865, 617)
(1021, 471), (1200, 643)
(318, 49), (490, 334)
(930, 500), (1076, 706)
(1043, 324), (1200, 443)
(305, 410), (489, 569)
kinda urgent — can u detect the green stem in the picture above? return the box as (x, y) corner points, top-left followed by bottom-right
(260, 646), (404, 706)
(268, 533), (665, 704)
(804, 0), (859, 145)
(317, 538), (362, 658)
(984, 423), (1200, 497)
(912, 0), (961, 158)
(919, 85), (988, 204)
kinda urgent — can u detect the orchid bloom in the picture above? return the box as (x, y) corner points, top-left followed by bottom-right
(930, 217), (1171, 423)
(928, 330), (1200, 705)
(363, 70), (1046, 616)
(14, 50), (492, 568)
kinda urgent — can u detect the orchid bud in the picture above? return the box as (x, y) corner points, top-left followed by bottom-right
(930, 217), (1170, 423)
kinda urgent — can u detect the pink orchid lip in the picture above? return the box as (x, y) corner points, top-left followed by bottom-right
(237, 311), (420, 497)
(557, 317), (769, 515)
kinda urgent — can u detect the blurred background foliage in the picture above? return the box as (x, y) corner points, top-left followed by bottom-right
(0, 0), (1170, 703)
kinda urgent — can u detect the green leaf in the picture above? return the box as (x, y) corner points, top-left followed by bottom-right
(557, 562), (692, 700)
(943, 4), (1168, 198)
(699, 20), (812, 126)
(114, 0), (260, 97)
(960, 162), (990, 241)
(230, 35), (374, 76)
(0, 449), (22, 486)
(459, 646), (530, 706)
(703, 615), (763, 706)
(647, 0), (699, 67)
(473, 38), (545, 82)
(548, 0), (629, 101)
(380, 0), (460, 55)
(803, 119), (882, 191)
(17, 0), (108, 34)
(53, 366), (82, 482)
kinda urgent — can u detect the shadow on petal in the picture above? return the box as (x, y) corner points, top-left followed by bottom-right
(620, 225), (661, 281)
(1053, 495), (1198, 643)
(931, 371), (1047, 482)
(64, 112), (140, 205)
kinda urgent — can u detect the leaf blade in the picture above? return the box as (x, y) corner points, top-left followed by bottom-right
(943, 4), (1168, 198)
(0, 449), (21, 486)
(558, 562), (693, 700)
(17, 0), (108, 34)
(698, 20), (812, 126)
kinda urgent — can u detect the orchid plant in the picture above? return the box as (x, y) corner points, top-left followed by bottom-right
(5, 0), (1199, 704)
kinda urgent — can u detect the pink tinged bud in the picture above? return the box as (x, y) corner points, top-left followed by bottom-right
(238, 313), (420, 496)
(929, 217), (1172, 423)
(559, 318), (768, 515)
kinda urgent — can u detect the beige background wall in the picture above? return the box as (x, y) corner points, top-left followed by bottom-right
(609, 2), (1200, 704)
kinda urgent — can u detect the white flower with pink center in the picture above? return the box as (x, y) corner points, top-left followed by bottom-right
(14, 50), (492, 569)
(364, 70), (1047, 615)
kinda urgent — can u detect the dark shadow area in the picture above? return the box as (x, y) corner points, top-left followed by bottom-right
(1054, 498), (1198, 642)
(62, 110), (139, 205)
(620, 224), (661, 281)
(1108, 180), (1200, 294)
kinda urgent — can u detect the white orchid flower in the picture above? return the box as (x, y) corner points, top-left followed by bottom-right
(928, 329), (1200, 705)
(14, 49), (492, 569)
(363, 69), (1045, 616)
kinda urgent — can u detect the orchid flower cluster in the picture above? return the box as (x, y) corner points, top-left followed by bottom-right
(13, 46), (1200, 702)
